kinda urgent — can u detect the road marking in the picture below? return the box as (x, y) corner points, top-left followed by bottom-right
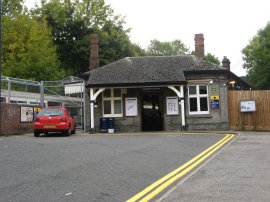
(126, 134), (234, 202)
(116, 132), (233, 136)
(156, 133), (237, 202)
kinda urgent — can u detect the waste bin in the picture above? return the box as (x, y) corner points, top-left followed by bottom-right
(100, 118), (108, 133)
(100, 118), (115, 133)
(107, 118), (115, 133)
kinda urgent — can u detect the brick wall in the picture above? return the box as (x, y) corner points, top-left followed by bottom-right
(0, 103), (34, 135)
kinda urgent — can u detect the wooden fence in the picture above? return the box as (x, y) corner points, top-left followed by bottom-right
(228, 90), (270, 131)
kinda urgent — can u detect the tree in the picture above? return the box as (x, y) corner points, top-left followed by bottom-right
(131, 43), (147, 57)
(73, 0), (114, 29)
(31, 0), (142, 75)
(2, 0), (25, 16)
(31, 0), (88, 75)
(190, 51), (220, 65)
(242, 22), (270, 87)
(146, 39), (190, 56)
(203, 53), (220, 65)
(98, 19), (145, 66)
(2, 14), (64, 81)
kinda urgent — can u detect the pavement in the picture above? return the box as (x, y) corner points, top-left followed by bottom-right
(156, 131), (270, 202)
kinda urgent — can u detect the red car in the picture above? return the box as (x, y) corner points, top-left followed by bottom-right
(34, 107), (76, 137)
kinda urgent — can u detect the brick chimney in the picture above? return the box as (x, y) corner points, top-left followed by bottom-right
(222, 56), (231, 71)
(89, 34), (99, 70)
(194, 33), (205, 59)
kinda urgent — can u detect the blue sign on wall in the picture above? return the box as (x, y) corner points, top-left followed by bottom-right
(211, 100), (219, 109)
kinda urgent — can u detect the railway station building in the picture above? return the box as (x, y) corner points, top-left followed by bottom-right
(82, 34), (250, 132)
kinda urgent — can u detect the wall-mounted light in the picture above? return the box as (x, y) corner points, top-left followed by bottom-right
(228, 80), (236, 85)
(228, 80), (236, 89)
(209, 80), (213, 84)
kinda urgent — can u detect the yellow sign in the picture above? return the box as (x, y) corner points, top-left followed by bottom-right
(210, 96), (219, 100)
(34, 107), (41, 112)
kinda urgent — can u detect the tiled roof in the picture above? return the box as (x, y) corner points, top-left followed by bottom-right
(86, 55), (227, 87)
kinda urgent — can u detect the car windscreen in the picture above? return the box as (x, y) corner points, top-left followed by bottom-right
(38, 109), (64, 116)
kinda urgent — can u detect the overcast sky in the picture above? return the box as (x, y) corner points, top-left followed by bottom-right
(26, 0), (270, 76)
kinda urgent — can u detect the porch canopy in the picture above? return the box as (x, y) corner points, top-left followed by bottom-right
(84, 55), (227, 88)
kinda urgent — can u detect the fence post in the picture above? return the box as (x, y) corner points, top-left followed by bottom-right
(7, 77), (10, 103)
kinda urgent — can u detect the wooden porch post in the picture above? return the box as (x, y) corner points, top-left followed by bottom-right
(89, 88), (105, 133)
(90, 88), (95, 132)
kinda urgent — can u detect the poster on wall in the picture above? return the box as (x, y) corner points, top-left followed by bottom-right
(166, 97), (179, 115)
(240, 100), (256, 112)
(20, 106), (34, 123)
(125, 98), (138, 116)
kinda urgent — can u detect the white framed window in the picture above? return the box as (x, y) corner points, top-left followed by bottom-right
(102, 89), (123, 117)
(188, 85), (209, 115)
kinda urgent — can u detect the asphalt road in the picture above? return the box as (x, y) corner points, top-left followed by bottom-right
(0, 132), (224, 202)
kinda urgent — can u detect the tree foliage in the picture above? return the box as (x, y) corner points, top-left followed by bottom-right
(31, 0), (142, 75)
(242, 22), (270, 87)
(2, 0), (144, 80)
(203, 53), (220, 65)
(2, 14), (64, 81)
(146, 39), (189, 56)
(2, 0), (25, 16)
(190, 51), (220, 65)
(146, 39), (221, 65)
(98, 20), (146, 65)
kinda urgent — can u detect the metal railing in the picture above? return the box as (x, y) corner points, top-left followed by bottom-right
(1, 76), (85, 130)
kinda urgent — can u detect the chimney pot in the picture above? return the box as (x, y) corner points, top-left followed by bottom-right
(89, 34), (99, 70)
(222, 56), (231, 71)
(194, 33), (205, 59)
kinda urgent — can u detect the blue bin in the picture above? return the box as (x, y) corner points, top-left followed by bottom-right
(100, 118), (115, 133)
(107, 118), (115, 130)
(100, 118), (109, 133)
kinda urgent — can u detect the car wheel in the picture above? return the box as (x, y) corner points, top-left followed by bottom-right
(64, 127), (71, 136)
(71, 126), (76, 134)
(34, 131), (40, 137)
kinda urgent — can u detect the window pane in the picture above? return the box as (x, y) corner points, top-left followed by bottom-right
(199, 86), (207, 94)
(189, 98), (197, 112)
(114, 100), (122, 114)
(189, 86), (196, 95)
(104, 100), (111, 114)
(200, 97), (208, 111)
(114, 89), (121, 97)
(103, 89), (111, 98)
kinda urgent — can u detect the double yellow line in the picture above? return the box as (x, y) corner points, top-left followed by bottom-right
(126, 134), (235, 202)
